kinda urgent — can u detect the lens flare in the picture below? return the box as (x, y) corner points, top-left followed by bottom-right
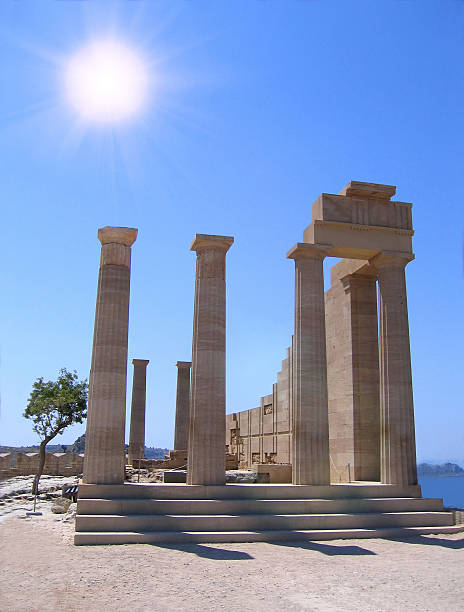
(65, 40), (148, 122)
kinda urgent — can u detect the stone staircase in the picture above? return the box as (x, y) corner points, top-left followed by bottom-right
(74, 482), (459, 545)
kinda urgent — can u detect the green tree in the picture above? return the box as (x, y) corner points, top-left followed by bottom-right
(24, 368), (88, 494)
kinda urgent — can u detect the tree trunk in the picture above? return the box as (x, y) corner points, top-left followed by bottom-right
(32, 438), (51, 495)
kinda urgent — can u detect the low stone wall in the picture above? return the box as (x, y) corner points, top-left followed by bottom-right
(128, 450), (238, 472)
(0, 452), (84, 480)
(251, 463), (292, 483)
(129, 450), (188, 470)
(446, 507), (464, 525)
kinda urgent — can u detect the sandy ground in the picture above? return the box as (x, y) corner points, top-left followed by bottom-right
(0, 500), (463, 612)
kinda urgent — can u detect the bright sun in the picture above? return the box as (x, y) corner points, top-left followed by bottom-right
(65, 40), (148, 123)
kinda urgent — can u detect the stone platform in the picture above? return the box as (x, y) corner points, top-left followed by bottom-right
(74, 482), (459, 545)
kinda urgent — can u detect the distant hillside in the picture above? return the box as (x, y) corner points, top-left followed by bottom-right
(1, 440), (170, 460)
(70, 434), (169, 458)
(145, 447), (170, 459)
(418, 462), (464, 477)
(0, 444), (68, 454)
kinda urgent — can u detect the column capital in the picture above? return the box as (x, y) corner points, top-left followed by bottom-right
(341, 273), (377, 293)
(176, 361), (192, 369)
(190, 234), (234, 253)
(372, 251), (414, 270)
(286, 243), (331, 261)
(132, 359), (149, 367)
(98, 226), (138, 247)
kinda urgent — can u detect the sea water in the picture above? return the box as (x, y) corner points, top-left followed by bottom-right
(418, 475), (464, 508)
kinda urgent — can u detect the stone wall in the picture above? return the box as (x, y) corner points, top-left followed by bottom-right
(0, 452), (85, 480)
(227, 263), (382, 482)
(226, 345), (293, 469)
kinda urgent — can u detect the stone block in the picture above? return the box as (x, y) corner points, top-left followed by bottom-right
(251, 464), (292, 483)
(163, 470), (187, 483)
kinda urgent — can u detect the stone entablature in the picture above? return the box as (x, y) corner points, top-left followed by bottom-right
(303, 181), (414, 259)
(313, 193), (412, 231)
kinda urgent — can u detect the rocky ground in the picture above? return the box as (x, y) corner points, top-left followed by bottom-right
(0, 475), (80, 522)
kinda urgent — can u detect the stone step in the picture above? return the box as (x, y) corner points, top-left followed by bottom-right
(78, 482), (422, 500)
(75, 511), (453, 533)
(77, 496), (444, 516)
(74, 524), (464, 546)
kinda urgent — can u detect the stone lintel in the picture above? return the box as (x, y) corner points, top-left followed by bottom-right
(339, 181), (396, 201)
(176, 361), (192, 369)
(132, 359), (149, 367)
(190, 234), (234, 252)
(371, 251), (415, 269)
(286, 242), (331, 260)
(98, 226), (138, 247)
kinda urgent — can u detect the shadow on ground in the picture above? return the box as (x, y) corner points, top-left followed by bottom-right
(140, 533), (464, 557)
(386, 534), (464, 549)
(150, 539), (376, 558)
(268, 540), (376, 555)
(152, 543), (254, 560)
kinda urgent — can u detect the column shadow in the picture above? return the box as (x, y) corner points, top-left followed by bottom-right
(151, 542), (254, 560)
(385, 534), (464, 549)
(267, 540), (376, 555)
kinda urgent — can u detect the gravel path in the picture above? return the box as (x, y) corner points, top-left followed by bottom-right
(1, 504), (463, 612)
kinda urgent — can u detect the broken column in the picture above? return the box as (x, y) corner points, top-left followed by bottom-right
(187, 234), (234, 486)
(374, 252), (417, 486)
(174, 361), (191, 452)
(128, 359), (149, 466)
(287, 243), (330, 485)
(83, 226), (137, 484)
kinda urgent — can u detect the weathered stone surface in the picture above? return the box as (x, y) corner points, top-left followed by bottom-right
(326, 270), (380, 482)
(251, 464), (292, 483)
(187, 234), (233, 486)
(287, 243), (330, 486)
(128, 359), (149, 466)
(83, 226), (137, 485)
(303, 182), (414, 259)
(374, 252), (417, 486)
(174, 361), (191, 452)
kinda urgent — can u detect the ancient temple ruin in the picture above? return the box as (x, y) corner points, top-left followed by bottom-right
(226, 181), (415, 486)
(74, 180), (459, 545)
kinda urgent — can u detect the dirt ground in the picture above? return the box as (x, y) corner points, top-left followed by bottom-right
(0, 502), (463, 612)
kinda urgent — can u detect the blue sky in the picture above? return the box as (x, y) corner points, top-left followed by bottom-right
(0, 0), (463, 462)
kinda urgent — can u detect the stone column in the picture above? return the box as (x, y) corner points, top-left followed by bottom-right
(174, 361), (191, 452)
(287, 243), (330, 485)
(187, 234), (234, 486)
(340, 273), (380, 481)
(374, 252), (417, 486)
(83, 226), (137, 484)
(128, 359), (149, 466)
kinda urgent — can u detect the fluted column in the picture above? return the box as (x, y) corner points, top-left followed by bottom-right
(128, 359), (149, 466)
(174, 361), (191, 452)
(374, 252), (417, 486)
(83, 226), (137, 484)
(287, 243), (330, 485)
(187, 234), (234, 486)
(341, 273), (380, 481)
